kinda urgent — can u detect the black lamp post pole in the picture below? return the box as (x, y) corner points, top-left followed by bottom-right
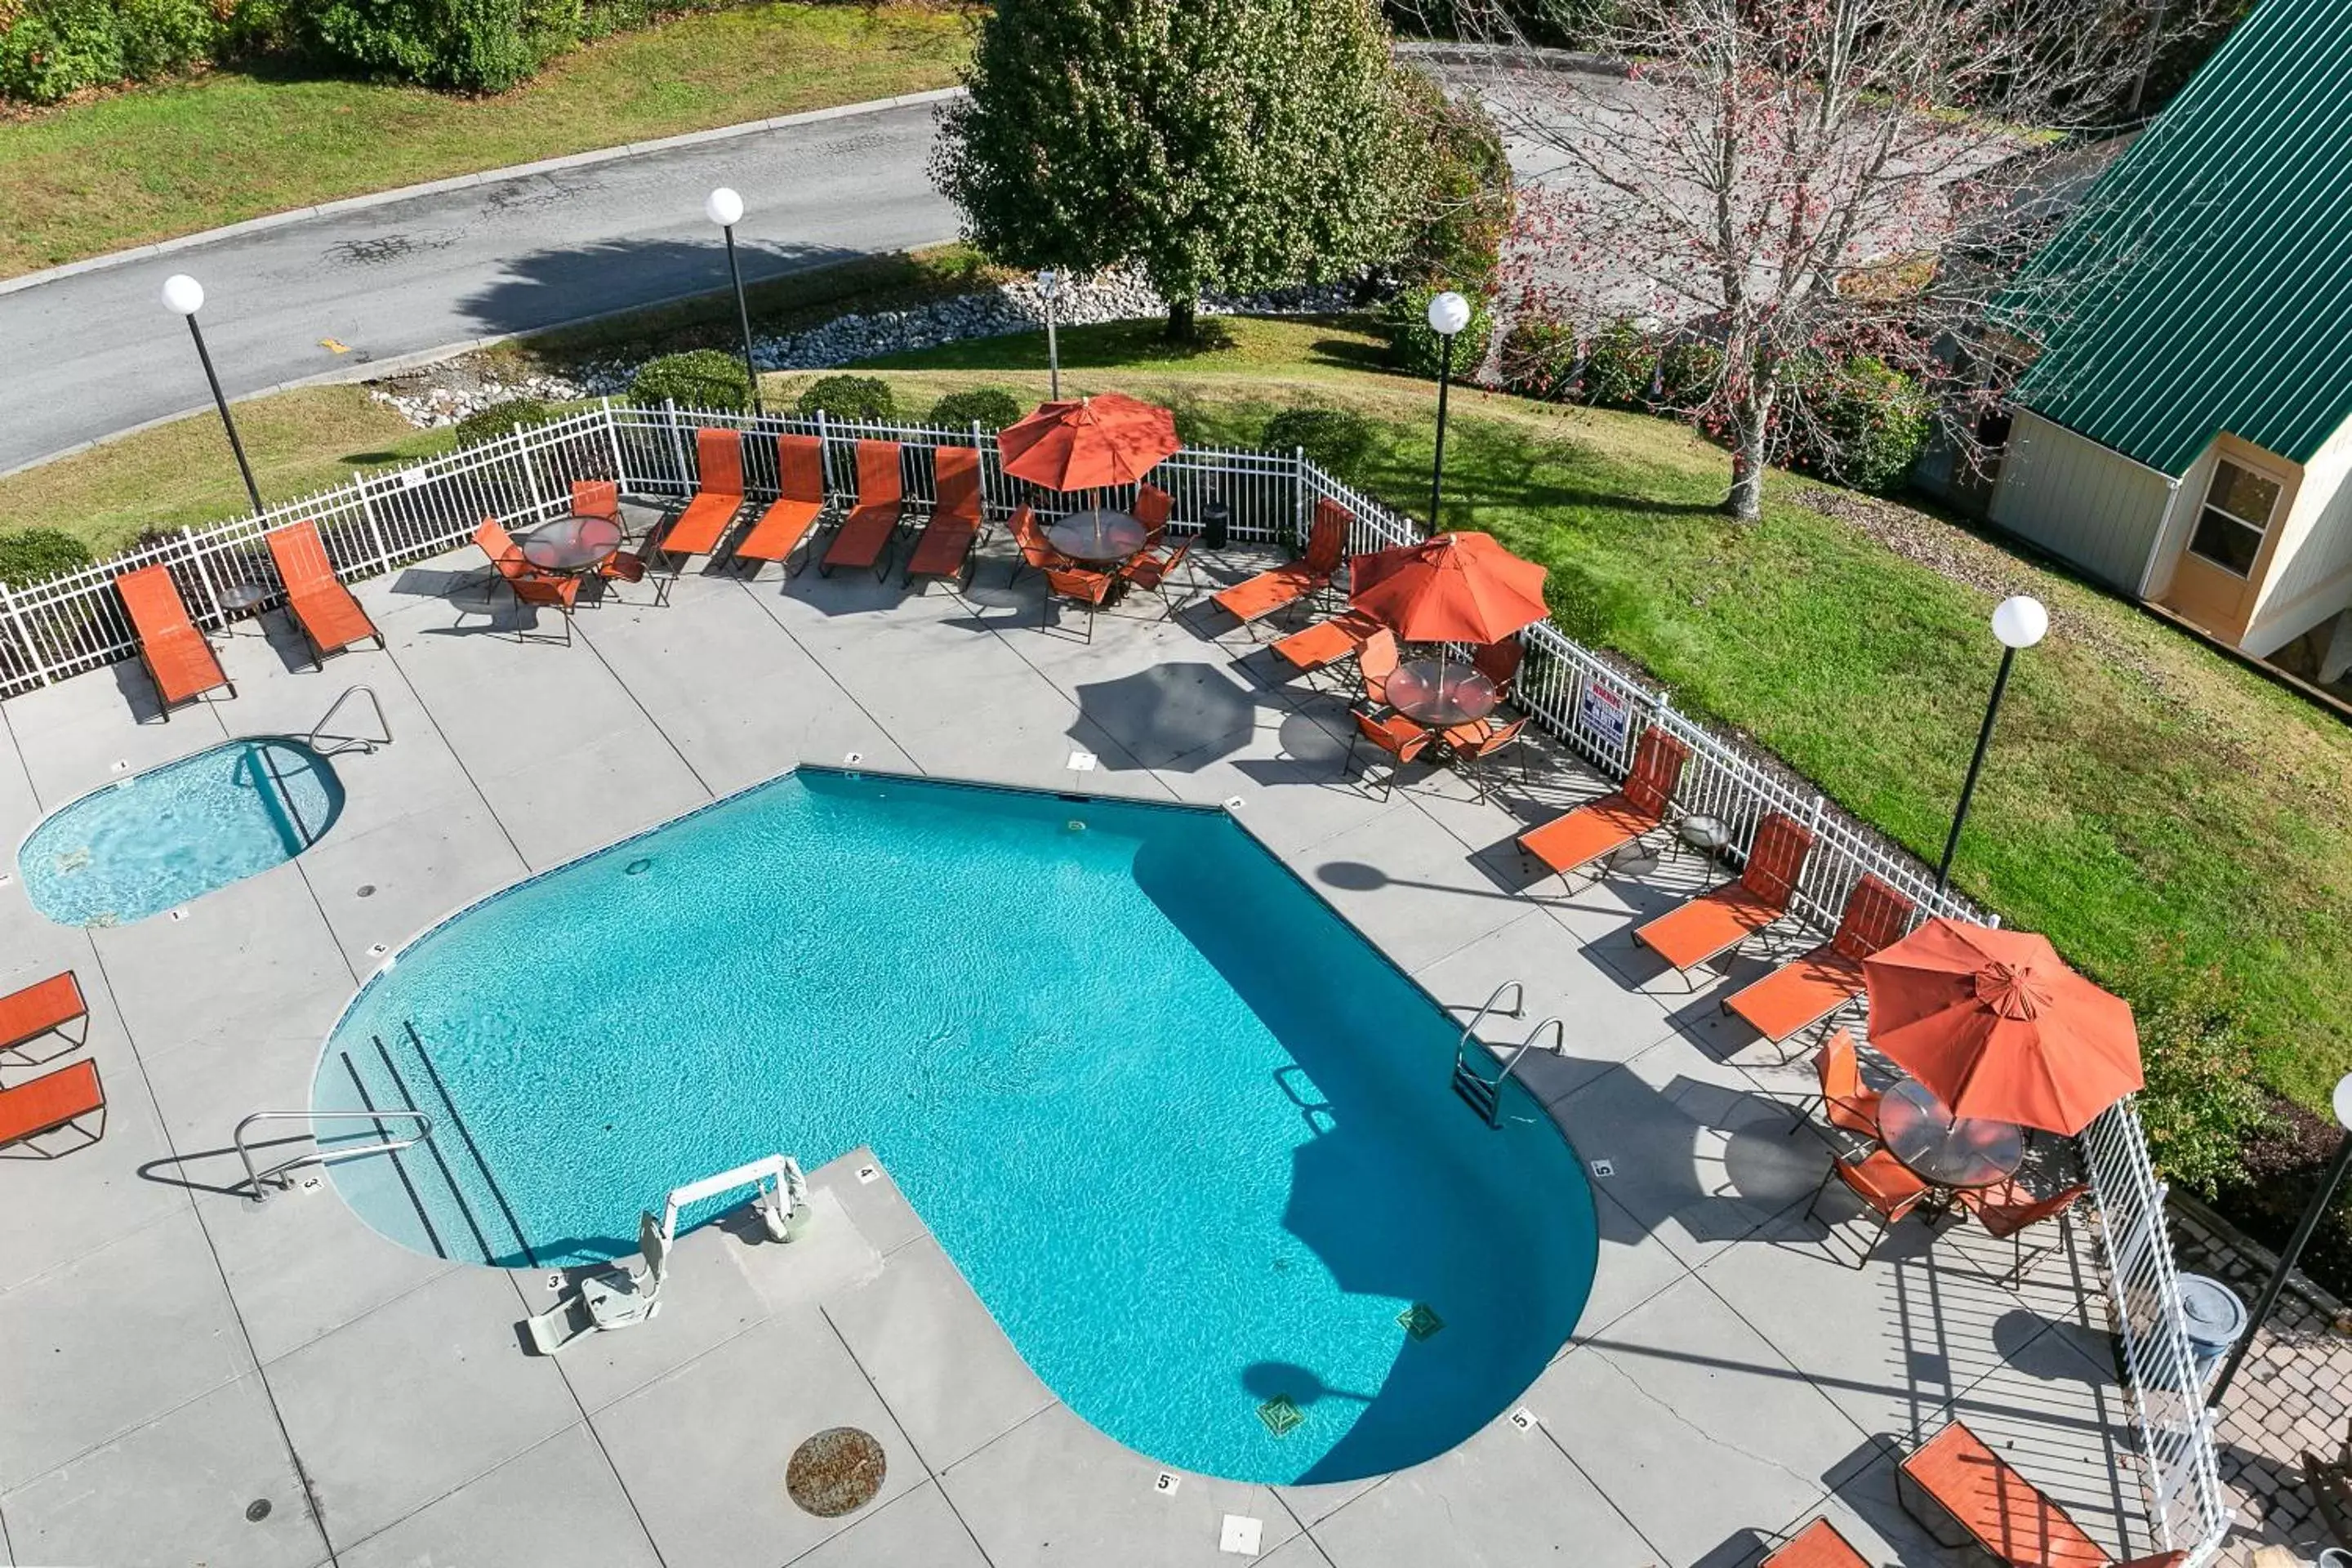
(1430, 331), (1457, 529)
(2207, 1127), (2352, 1408)
(720, 224), (762, 416)
(1934, 644), (2017, 898)
(185, 314), (264, 516)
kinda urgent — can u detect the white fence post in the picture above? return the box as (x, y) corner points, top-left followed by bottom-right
(355, 472), (394, 573)
(603, 398), (628, 490)
(0, 580), (52, 689)
(180, 527), (228, 626)
(662, 399), (691, 493)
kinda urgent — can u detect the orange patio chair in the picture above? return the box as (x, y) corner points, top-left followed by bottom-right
(1724, 874), (1915, 1052)
(1784, 1027), (1880, 1141)
(1006, 506), (1073, 586)
(1961, 1179), (2090, 1285)
(1, 971), (87, 1065)
(1271, 609), (1383, 684)
(570, 479), (626, 534)
(1347, 709), (1432, 798)
(1516, 728), (1690, 890)
(1633, 810), (1816, 982)
(657, 427), (746, 563)
(1119, 537), (1193, 619)
(822, 439), (906, 580)
(1358, 628), (1401, 710)
(1134, 483), (1174, 551)
(114, 565), (233, 718)
(902, 445), (987, 589)
(1442, 715), (1530, 798)
(1212, 497), (1350, 633)
(1474, 638), (1524, 699)
(1806, 1148), (1931, 1267)
(595, 549), (669, 608)
(1897, 1419), (2185, 1568)
(733, 434), (829, 577)
(1041, 566), (1115, 642)
(1760, 1518), (1870, 1568)
(265, 519), (383, 669)
(0, 1058), (105, 1157)
(473, 519), (580, 644)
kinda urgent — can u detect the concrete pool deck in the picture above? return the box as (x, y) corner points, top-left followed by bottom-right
(0, 523), (2156, 1568)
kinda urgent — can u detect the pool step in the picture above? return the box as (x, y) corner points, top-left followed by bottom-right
(1450, 1058), (1502, 1125)
(336, 1027), (538, 1268)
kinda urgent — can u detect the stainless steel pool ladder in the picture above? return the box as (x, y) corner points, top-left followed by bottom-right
(1450, 980), (1566, 1128)
(234, 1108), (432, 1201)
(305, 684), (392, 755)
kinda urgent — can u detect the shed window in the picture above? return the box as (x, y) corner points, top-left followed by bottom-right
(2187, 460), (2282, 577)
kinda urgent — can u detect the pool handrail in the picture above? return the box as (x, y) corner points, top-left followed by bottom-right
(234, 1107), (431, 1200)
(305, 684), (392, 755)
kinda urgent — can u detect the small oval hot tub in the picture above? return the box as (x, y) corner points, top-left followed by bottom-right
(18, 737), (344, 927)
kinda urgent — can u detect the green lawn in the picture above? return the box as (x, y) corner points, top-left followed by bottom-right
(0, 2), (971, 278)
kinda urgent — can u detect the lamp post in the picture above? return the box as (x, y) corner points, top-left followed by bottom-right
(1037, 269), (1062, 400)
(704, 187), (762, 414)
(1934, 595), (2047, 898)
(1425, 290), (1472, 528)
(161, 274), (263, 516)
(2207, 1074), (2352, 1407)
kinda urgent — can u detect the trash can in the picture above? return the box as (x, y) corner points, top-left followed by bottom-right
(1201, 493), (1232, 550)
(2177, 1273), (2249, 1389)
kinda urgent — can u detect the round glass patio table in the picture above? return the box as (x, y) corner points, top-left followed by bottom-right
(1047, 509), (1147, 565)
(519, 514), (624, 573)
(1878, 1079), (2025, 1189)
(1385, 660), (1499, 728)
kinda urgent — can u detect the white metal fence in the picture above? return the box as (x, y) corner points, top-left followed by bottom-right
(0, 400), (2230, 1561)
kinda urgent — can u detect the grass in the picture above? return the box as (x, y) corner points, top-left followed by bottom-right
(0, 1), (971, 278)
(8, 305), (2349, 1114)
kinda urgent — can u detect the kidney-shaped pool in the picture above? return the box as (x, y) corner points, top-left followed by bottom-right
(314, 767), (1596, 1484)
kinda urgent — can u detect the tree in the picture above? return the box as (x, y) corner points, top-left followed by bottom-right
(1440, 0), (2223, 518)
(931, 0), (1416, 339)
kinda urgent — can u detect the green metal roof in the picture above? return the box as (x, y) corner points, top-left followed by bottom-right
(1997, 0), (2352, 477)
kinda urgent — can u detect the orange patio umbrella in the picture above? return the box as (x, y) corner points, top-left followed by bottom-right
(1861, 918), (2142, 1135)
(1348, 532), (1549, 645)
(998, 394), (1183, 492)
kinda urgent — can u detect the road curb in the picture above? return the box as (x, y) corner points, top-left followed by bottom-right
(0, 87), (964, 301)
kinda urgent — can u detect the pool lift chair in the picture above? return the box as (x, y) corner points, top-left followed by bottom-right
(525, 1153), (808, 1355)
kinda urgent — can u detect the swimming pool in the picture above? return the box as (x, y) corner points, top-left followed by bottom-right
(314, 768), (1596, 1484)
(20, 737), (343, 927)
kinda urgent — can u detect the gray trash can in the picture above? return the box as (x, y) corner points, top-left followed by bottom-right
(2177, 1273), (2249, 1389)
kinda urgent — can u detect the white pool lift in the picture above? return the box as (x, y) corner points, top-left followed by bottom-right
(524, 1153), (808, 1356)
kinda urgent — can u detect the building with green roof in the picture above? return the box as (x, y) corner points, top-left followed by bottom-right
(1971, 0), (2352, 667)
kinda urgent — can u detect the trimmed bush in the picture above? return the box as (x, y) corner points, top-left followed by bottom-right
(0, 0), (212, 102)
(630, 350), (753, 413)
(1261, 406), (1374, 484)
(452, 396), (554, 444)
(928, 386), (1024, 432)
(1578, 318), (1658, 410)
(1379, 283), (1494, 381)
(1777, 354), (1931, 495)
(1499, 312), (1579, 401)
(0, 527), (96, 589)
(301, 0), (581, 91)
(795, 374), (895, 423)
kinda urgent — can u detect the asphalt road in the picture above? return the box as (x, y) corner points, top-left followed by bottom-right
(0, 96), (961, 474)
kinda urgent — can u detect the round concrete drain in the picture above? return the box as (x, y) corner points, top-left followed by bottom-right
(245, 1499), (272, 1522)
(785, 1427), (886, 1517)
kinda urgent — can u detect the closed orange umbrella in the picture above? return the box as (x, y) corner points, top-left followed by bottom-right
(1861, 918), (2141, 1134)
(998, 394), (1182, 492)
(1348, 532), (1548, 646)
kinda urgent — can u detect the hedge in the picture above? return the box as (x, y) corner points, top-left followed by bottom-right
(630, 350), (753, 413)
(794, 374), (895, 423)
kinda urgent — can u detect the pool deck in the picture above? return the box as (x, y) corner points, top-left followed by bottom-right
(0, 522), (2156, 1568)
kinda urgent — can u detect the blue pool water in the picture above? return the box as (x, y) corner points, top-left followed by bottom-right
(20, 737), (343, 927)
(314, 768), (1596, 1484)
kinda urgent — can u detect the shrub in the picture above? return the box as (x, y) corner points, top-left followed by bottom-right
(1262, 407), (1374, 484)
(1389, 67), (1512, 293)
(1579, 318), (1658, 410)
(795, 374), (895, 424)
(928, 386), (1025, 433)
(2129, 964), (2271, 1196)
(1655, 338), (1726, 413)
(0, 0), (212, 102)
(0, 527), (96, 589)
(630, 350), (752, 412)
(1781, 354), (1932, 494)
(452, 396), (553, 445)
(1379, 283), (1494, 380)
(1499, 312), (1579, 401)
(303, 0), (550, 92)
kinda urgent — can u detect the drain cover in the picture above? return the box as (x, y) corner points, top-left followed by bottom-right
(786, 1427), (886, 1517)
(245, 1499), (272, 1522)
(1397, 1303), (1445, 1342)
(1256, 1395), (1303, 1437)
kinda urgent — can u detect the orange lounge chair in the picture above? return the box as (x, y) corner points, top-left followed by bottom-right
(1, 972), (87, 1064)
(1516, 728), (1690, 889)
(265, 519), (383, 668)
(1633, 810), (1815, 980)
(822, 440), (906, 579)
(1897, 1420), (2186, 1568)
(902, 446), (986, 588)
(1212, 498), (1350, 630)
(1724, 874), (1915, 1049)
(1760, 1519), (1869, 1568)
(733, 434), (828, 577)
(473, 519), (580, 644)
(115, 565), (233, 718)
(0, 1058), (105, 1156)
(1272, 609), (1383, 681)
(658, 427), (746, 562)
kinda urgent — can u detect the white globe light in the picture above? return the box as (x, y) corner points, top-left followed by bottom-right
(1991, 595), (2048, 650)
(2333, 1073), (2352, 1133)
(703, 187), (744, 228)
(161, 274), (205, 316)
(1425, 290), (1472, 336)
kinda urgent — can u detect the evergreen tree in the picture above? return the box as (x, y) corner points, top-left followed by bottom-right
(932, 0), (1414, 339)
